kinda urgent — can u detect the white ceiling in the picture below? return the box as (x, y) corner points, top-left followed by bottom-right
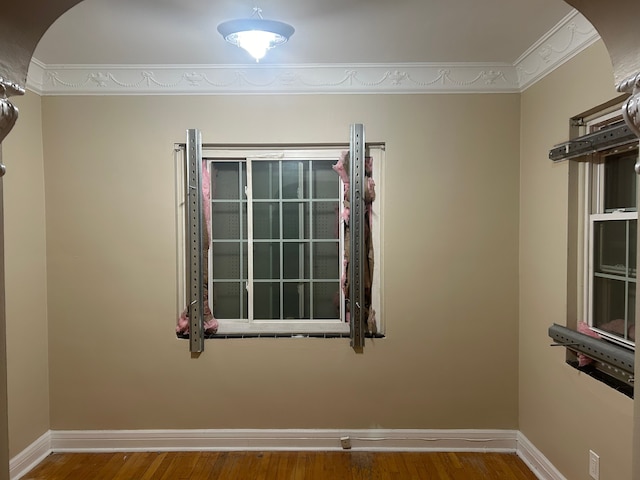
(33, 0), (574, 66)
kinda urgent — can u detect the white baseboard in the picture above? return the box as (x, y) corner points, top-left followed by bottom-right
(517, 432), (568, 480)
(9, 431), (51, 480)
(10, 429), (565, 480)
(49, 428), (518, 452)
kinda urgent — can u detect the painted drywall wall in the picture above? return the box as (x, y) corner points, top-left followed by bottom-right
(2, 91), (50, 457)
(0, 152), (10, 479)
(40, 93), (520, 431)
(519, 40), (634, 480)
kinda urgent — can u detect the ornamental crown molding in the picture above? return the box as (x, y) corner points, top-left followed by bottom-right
(26, 10), (598, 96)
(514, 9), (599, 89)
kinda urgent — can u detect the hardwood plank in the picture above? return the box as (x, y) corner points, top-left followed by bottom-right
(139, 452), (171, 480)
(291, 451), (309, 480)
(182, 452), (219, 480)
(19, 450), (540, 480)
(397, 452), (420, 479)
(253, 452), (272, 480)
(112, 452), (157, 480)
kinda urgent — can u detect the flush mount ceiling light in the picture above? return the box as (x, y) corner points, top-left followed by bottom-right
(217, 7), (295, 62)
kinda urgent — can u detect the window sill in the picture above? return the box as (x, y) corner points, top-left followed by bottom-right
(176, 321), (386, 340)
(214, 320), (351, 336)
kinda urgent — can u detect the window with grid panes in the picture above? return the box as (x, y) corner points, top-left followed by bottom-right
(585, 114), (638, 348)
(207, 149), (350, 335)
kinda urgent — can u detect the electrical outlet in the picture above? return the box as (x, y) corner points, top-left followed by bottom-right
(589, 450), (599, 480)
(340, 436), (351, 450)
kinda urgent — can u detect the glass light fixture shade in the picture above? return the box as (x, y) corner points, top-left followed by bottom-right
(218, 18), (295, 62)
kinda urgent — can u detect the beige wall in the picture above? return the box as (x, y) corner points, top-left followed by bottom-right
(2, 91), (50, 457)
(3, 42), (635, 480)
(40, 93), (520, 431)
(519, 40), (634, 480)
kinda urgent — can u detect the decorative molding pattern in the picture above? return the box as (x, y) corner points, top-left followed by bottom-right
(516, 432), (568, 480)
(9, 431), (51, 480)
(26, 62), (519, 96)
(24, 10), (599, 96)
(11, 429), (566, 479)
(515, 10), (600, 91)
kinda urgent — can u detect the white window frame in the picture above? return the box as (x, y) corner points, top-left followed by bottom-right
(581, 110), (638, 349)
(178, 145), (383, 337)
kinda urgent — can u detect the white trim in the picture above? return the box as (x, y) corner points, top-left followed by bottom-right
(10, 429), (567, 479)
(24, 10), (599, 96)
(516, 432), (568, 480)
(214, 321), (351, 336)
(9, 431), (51, 480)
(49, 428), (518, 453)
(514, 10), (599, 91)
(26, 62), (520, 96)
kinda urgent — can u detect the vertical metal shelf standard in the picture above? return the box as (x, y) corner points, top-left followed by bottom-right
(349, 124), (365, 351)
(186, 129), (205, 353)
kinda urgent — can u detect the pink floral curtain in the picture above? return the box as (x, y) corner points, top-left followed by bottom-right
(333, 151), (377, 334)
(177, 160), (219, 335)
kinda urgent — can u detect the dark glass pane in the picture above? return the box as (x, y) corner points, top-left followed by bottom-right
(283, 282), (310, 319)
(212, 202), (242, 240)
(254, 242), (280, 279)
(628, 283), (636, 341)
(313, 201), (339, 239)
(282, 202), (310, 239)
(254, 202), (280, 240)
(593, 276), (627, 335)
(212, 242), (241, 280)
(211, 162), (242, 200)
(604, 151), (638, 211)
(282, 161), (309, 199)
(313, 242), (339, 279)
(593, 220), (629, 276)
(253, 161), (279, 199)
(254, 282), (280, 319)
(630, 220), (637, 279)
(313, 282), (341, 319)
(242, 242), (248, 279)
(312, 161), (339, 199)
(213, 282), (243, 319)
(283, 242), (309, 279)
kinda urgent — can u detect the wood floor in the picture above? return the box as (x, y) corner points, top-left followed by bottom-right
(22, 451), (540, 479)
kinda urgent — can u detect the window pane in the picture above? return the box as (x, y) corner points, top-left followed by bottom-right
(254, 242), (280, 279)
(313, 281), (340, 319)
(283, 242), (309, 279)
(604, 151), (638, 211)
(593, 276), (629, 335)
(313, 201), (339, 239)
(212, 282), (246, 319)
(254, 202), (280, 239)
(283, 282), (310, 319)
(593, 220), (631, 276)
(253, 161), (279, 199)
(212, 242), (241, 280)
(312, 161), (339, 199)
(628, 283), (636, 341)
(282, 161), (309, 199)
(254, 282), (280, 319)
(211, 162), (245, 200)
(630, 220), (637, 279)
(212, 203), (244, 240)
(282, 202), (309, 239)
(313, 242), (339, 279)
